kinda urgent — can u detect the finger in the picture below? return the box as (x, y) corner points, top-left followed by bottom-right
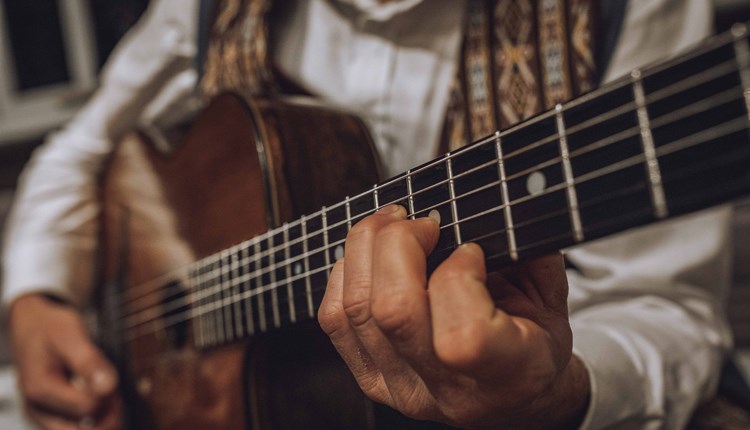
(370, 217), (440, 371)
(318, 259), (390, 403)
(49, 321), (118, 398)
(430, 243), (537, 377)
(342, 205), (438, 415)
(341, 205), (407, 351)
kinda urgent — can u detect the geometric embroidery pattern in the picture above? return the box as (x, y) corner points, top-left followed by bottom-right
(200, 0), (276, 99)
(441, 0), (597, 152)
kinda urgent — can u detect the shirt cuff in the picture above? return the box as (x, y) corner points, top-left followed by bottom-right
(573, 326), (654, 429)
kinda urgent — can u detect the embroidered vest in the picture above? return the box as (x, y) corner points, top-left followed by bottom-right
(199, 0), (597, 152)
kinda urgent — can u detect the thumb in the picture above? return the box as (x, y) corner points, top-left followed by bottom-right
(52, 319), (118, 397)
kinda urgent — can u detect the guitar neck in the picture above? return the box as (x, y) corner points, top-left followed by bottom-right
(141, 24), (750, 350)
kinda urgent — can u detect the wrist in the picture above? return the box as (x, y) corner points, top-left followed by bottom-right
(534, 355), (591, 430)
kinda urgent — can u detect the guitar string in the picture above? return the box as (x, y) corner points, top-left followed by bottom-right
(119, 112), (750, 337)
(138, 112), (746, 330)
(105, 58), (743, 315)
(115, 76), (744, 321)
(114, 77), (745, 322)
(106, 57), (741, 310)
(128, 145), (750, 344)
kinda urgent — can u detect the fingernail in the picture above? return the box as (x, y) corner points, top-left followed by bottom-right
(91, 370), (116, 394)
(459, 242), (483, 256)
(428, 209), (441, 225)
(376, 204), (403, 215)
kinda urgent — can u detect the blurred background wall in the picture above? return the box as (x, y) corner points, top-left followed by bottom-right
(0, 0), (749, 428)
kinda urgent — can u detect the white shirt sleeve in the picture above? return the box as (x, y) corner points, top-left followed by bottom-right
(570, 1), (734, 428)
(1, 0), (200, 308)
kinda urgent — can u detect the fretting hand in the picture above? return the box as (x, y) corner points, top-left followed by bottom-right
(318, 205), (590, 429)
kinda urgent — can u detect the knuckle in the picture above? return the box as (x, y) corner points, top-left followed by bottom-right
(342, 296), (372, 327)
(357, 373), (391, 405)
(317, 302), (347, 339)
(376, 221), (411, 242)
(391, 382), (434, 421)
(347, 217), (380, 242)
(371, 294), (416, 337)
(434, 319), (491, 369)
(430, 266), (475, 290)
(72, 347), (101, 371)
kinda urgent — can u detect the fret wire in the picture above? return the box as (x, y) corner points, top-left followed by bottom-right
(113, 54), (748, 315)
(445, 157), (462, 244)
(230, 248), (243, 339)
(222, 249), (235, 342)
(494, 132), (518, 261)
(732, 24), (750, 123)
(127, 112), (750, 337)
(242, 243), (255, 335)
(118, 63), (748, 322)
(556, 104), (584, 242)
(406, 170), (416, 219)
(283, 223), (296, 324)
(191, 268), (205, 347)
(373, 184), (380, 209)
(301, 215), (314, 318)
(254, 241), (267, 332)
(207, 261), (217, 345)
(345, 196), (353, 230)
(214, 258), (226, 344)
(322, 207), (331, 280)
(632, 70), (669, 219)
(203, 255), (219, 346)
(267, 235), (281, 329)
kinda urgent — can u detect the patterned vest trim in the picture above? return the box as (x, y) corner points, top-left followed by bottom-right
(198, 0), (597, 153)
(200, 0), (276, 100)
(441, 0), (597, 152)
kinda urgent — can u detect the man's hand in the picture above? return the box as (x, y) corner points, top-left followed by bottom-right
(10, 294), (122, 430)
(318, 205), (590, 429)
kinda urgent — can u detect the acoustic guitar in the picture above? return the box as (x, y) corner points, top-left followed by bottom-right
(96, 25), (750, 429)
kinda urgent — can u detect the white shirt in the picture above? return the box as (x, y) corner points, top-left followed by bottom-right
(1, 0), (733, 429)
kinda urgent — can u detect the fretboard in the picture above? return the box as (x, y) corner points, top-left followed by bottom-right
(126, 24), (750, 349)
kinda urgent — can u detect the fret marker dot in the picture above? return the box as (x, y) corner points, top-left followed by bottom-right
(526, 171), (546, 196)
(334, 245), (345, 260)
(293, 263), (303, 276)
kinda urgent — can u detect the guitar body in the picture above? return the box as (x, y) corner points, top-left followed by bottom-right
(97, 94), (383, 429)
